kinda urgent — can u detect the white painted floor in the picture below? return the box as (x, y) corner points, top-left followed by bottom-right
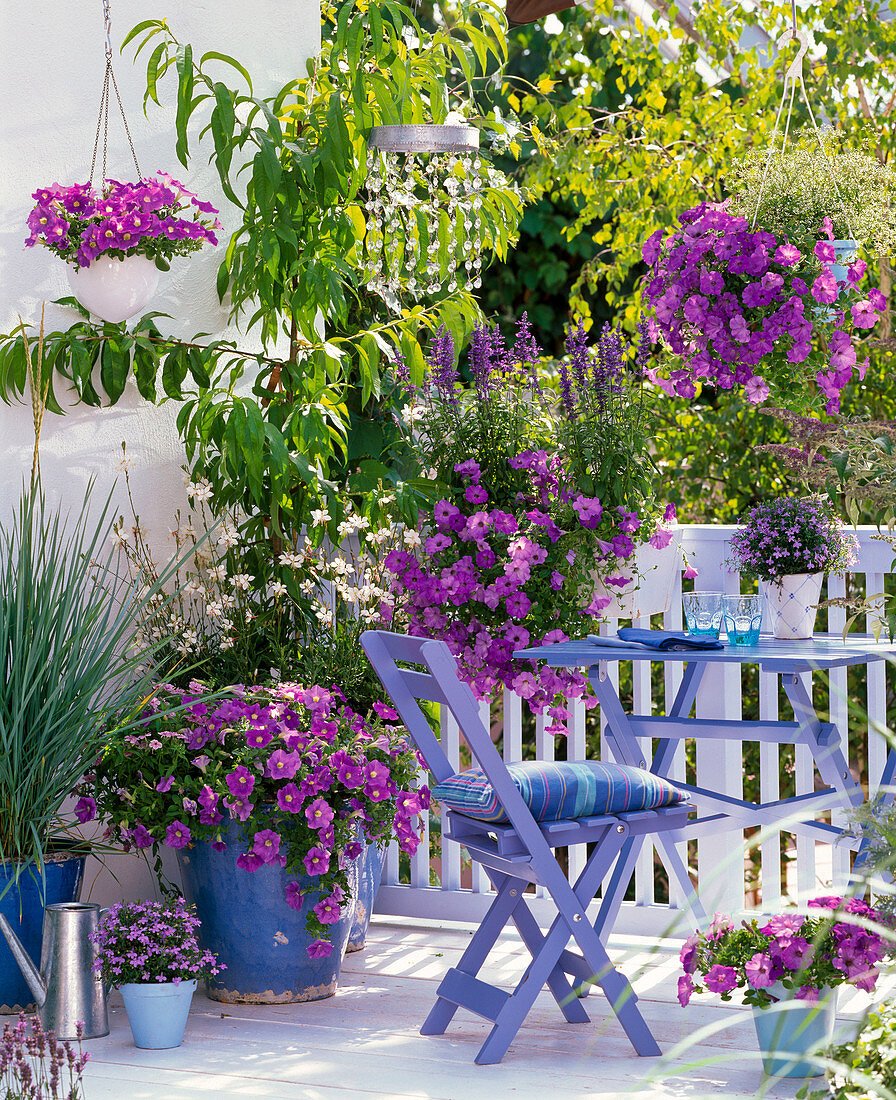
(79, 917), (887, 1100)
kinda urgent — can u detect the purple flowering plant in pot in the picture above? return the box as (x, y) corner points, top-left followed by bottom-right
(677, 896), (888, 1010)
(642, 202), (886, 415)
(25, 174), (221, 324)
(386, 317), (676, 724)
(91, 897), (222, 1049)
(25, 173), (220, 272)
(85, 683), (428, 960)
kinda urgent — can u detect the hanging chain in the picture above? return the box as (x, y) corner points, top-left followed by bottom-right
(89, 0), (142, 188)
(751, 6), (854, 239)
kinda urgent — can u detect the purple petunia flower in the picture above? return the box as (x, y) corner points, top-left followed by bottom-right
(285, 881), (304, 910)
(306, 938), (334, 959)
(165, 821), (191, 850)
(251, 829), (281, 865)
(74, 796), (97, 824)
(225, 765), (255, 799)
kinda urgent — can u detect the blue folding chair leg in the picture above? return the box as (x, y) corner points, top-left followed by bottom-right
(421, 818), (660, 1065)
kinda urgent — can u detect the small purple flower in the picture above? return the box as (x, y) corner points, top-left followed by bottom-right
(313, 895), (343, 925)
(276, 782), (302, 813)
(703, 964), (738, 993)
(465, 485), (488, 505)
(225, 765), (255, 799)
(74, 796), (96, 824)
(155, 777), (175, 793)
(677, 974), (694, 1006)
(131, 824), (154, 848)
(251, 829), (281, 865)
(285, 881), (303, 910)
(744, 952), (774, 988)
(165, 821), (191, 850)
(304, 846), (330, 875)
(304, 797), (335, 830)
(306, 938), (334, 960)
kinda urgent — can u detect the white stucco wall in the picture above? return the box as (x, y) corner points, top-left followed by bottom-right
(0, 0), (321, 903)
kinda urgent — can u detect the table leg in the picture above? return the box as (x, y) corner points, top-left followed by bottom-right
(588, 662), (707, 930)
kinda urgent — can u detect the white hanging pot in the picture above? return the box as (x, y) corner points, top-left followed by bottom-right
(762, 572), (823, 639)
(591, 528), (682, 620)
(66, 254), (160, 324)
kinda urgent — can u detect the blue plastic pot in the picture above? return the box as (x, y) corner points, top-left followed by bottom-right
(346, 842), (386, 952)
(120, 979), (196, 1049)
(827, 239), (858, 293)
(751, 983), (837, 1077)
(0, 856), (84, 1013)
(177, 821), (357, 1004)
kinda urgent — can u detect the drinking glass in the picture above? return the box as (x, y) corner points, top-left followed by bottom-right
(723, 594), (763, 646)
(682, 591), (724, 638)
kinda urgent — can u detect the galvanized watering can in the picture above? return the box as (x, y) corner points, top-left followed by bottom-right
(0, 902), (108, 1039)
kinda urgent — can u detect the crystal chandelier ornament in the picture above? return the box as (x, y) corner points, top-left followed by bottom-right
(363, 15), (505, 310)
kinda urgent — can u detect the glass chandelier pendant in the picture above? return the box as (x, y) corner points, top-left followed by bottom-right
(365, 122), (488, 309)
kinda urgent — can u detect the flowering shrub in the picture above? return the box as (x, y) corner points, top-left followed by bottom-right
(678, 898), (888, 1009)
(387, 318), (678, 718)
(25, 173), (220, 269)
(85, 683), (428, 957)
(800, 997), (896, 1100)
(91, 898), (222, 986)
(642, 202), (886, 414)
(386, 455), (678, 722)
(1, 1014), (89, 1100)
(726, 496), (858, 584)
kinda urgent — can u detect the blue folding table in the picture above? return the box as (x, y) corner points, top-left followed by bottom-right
(515, 634), (896, 927)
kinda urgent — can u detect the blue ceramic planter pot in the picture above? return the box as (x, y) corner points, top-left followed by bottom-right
(346, 842), (386, 952)
(827, 239), (858, 293)
(177, 821), (357, 1004)
(0, 856), (84, 1013)
(751, 983), (837, 1077)
(120, 979), (196, 1049)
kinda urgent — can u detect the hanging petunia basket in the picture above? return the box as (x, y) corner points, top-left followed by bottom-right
(26, 175), (221, 324)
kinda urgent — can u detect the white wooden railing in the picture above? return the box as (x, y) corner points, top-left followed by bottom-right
(375, 525), (896, 937)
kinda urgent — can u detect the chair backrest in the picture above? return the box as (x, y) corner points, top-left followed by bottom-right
(360, 631), (561, 850)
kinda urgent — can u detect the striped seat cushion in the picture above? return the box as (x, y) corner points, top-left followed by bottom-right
(432, 760), (687, 824)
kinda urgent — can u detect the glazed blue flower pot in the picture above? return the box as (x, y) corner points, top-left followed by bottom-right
(346, 842), (386, 952)
(177, 822), (357, 1004)
(0, 856), (84, 1013)
(751, 983), (837, 1077)
(120, 979), (196, 1048)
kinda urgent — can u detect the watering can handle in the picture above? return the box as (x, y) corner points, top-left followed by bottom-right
(776, 27), (809, 81)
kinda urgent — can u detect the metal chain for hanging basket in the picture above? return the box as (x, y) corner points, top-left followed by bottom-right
(89, 0), (142, 188)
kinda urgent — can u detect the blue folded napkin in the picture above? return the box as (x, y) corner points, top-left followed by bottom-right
(617, 628), (724, 651)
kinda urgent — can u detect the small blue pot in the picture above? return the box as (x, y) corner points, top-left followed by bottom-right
(0, 856), (84, 1013)
(120, 980), (197, 1049)
(814, 239), (858, 320)
(177, 821), (357, 1004)
(347, 842), (386, 952)
(751, 983), (837, 1077)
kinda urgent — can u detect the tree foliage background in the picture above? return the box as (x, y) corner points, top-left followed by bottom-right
(484, 0), (896, 521)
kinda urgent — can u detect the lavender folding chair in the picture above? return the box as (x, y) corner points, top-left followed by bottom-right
(361, 630), (690, 1065)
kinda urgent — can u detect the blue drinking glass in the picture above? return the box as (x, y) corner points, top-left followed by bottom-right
(723, 594), (763, 646)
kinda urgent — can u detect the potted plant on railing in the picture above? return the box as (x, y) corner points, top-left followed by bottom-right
(726, 496), (858, 638)
(86, 680), (428, 1004)
(25, 173), (220, 323)
(641, 199), (887, 416)
(91, 898), (222, 1049)
(386, 316), (679, 728)
(678, 897), (888, 1078)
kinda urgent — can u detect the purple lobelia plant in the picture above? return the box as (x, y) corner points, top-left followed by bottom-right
(91, 897), (222, 986)
(678, 896), (888, 1009)
(84, 684), (428, 957)
(25, 173), (220, 270)
(726, 496), (858, 585)
(642, 202), (886, 414)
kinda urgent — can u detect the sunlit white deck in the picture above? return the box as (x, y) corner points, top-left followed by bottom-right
(79, 916), (888, 1100)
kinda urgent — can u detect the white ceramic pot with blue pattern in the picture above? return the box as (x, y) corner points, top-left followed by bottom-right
(762, 572), (823, 639)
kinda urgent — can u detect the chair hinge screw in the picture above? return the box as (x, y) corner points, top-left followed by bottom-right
(573, 913), (582, 922)
(509, 889), (517, 897)
(616, 824), (625, 833)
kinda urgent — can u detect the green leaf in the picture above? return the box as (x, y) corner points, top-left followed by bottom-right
(174, 43), (195, 167)
(199, 50), (254, 93)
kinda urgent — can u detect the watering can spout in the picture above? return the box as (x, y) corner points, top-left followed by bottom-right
(0, 913), (47, 1006)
